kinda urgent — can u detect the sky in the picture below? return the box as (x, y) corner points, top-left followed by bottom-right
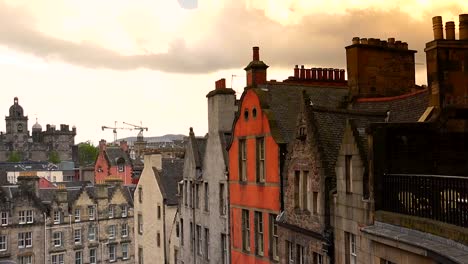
(0, 0), (467, 143)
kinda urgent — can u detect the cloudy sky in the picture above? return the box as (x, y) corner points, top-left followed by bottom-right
(0, 0), (467, 143)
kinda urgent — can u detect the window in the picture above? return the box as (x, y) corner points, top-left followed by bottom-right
(89, 248), (97, 264)
(176, 222), (180, 237)
(296, 244), (305, 264)
(204, 227), (210, 260)
(294, 171), (300, 208)
(269, 214), (279, 260)
(190, 182), (195, 209)
(255, 211), (264, 256)
(0, 235), (7, 251)
(196, 225), (202, 255)
(221, 234), (228, 264)
(53, 232), (62, 247)
(74, 208), (81, 222)
(118, 160), (125, 172)
(204, 182), (209, 212)
(74, 229), (82, 244)
(345, 232), (357, 264)
(88, 225), (96, 241)
(219, 183), (226, 215)
(138, 247), (144, 264)
(108, 244), (116, 262)
(180, 219), (184, 245)
(239, 139), (247, 181)
(53, 210), (61, 224)
(121, 223), (128, 237)
(122, 243), (129, 259)
(157, 205), (161, 219)
(287, 241), (294, 264)
(345, 155), (352, 193)
(108, 225), (116, 239)
(242, 209), (250, 252)
(190, 222), (194, 252)
(1, 211), (8, 226)
(184, 180), (188, 206)
(313, 192), (319, 214)
(313, 252), (323, 264)
(19, 210), (33, 224)
(138, 214), (143, 234)
(26, 210), (33, 223)
(256, 137), (265, 182)
(302, 171), (309, 210)
(174, 249), (178, 263)
(18, 232), (32, 248)
(138, 186), (143, 203)
(18, 256), (32, 264)
(195, 184), (200, 209)
(157, 232), (161, 247)
(75, 251), (83, 264)
(121, 205), (128, 217)
(108, 205), (114, 218)
(51, 254), (64, 264)
(88, 206), (95, 220)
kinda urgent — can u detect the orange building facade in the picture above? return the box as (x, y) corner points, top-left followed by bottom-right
(94, 140), (134, 185)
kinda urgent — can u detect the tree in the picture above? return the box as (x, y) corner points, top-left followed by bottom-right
(48, 151), (61, 164)
(7, 151), (22, 162)
(78, 141), (99, 166)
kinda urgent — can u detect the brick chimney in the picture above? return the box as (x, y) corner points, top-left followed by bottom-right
(99, 139), (107, 151)
(244, 46), (269, 88)
(120, 140), (128, 152)
(206, 78), (236, 134)
(17, 172), (40, 197)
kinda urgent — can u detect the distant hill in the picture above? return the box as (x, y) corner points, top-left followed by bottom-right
(118, 134), (186, 144)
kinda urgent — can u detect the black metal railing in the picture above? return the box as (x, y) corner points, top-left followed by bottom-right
(381, 174), (468, 227)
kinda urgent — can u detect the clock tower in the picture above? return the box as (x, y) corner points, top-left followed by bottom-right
(5, 97), (29, 149)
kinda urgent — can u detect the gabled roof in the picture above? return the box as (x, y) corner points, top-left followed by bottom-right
(104, 147), (132, 166)
(154, 158), (184, 205)
(219, 131), (232, 167)
(188, 128), (207, 169)
(253, 83), (349, 144)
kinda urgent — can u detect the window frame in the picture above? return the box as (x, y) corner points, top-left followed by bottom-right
(254, 211), (264, 256)
(88, 225), (96, 241)
(138, 214), (143, 234)
(239, 139), (247, 182)
(88, 206), (95, 221)
(108, 244), (116, 262)
(256, 137), (265, 183)
(51, 254), (64, 264)
(121, 205), (128, 217)
(122, 243), (129, 260)
(269, 214), (279, 261)
(345, 155), (353, 193)
(196, 225), (202, 256)
(0, 234), (7, 251)
(74, 208), (81, 222)
(204, 182), (209, 212)
(242, 209), (250, 252)
(108, 225), (116, 239)
(53, 232), (62, 247)
(121, 223), (128, 237)
(75, 250), (83, 264)
(204, 227), (210, 260)
(74, 229), (82, 244)
(89, 248), (97, 264)
(219, 183), (226, 215)
(1, 211), (8, 226)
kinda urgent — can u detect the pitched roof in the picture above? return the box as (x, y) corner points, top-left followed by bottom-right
(254, 83), (349, 144)
(219, 131), (232, 167)
(153, 158), (184, 205)
(104, 147), (132, 166)
(188, 129), (207, 169)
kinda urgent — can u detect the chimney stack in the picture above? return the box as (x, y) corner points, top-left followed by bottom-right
(253, 46), (260, 61)
(300, 65), (305, 79)
(317, 68), (323, 80)
(328, 68), (334, 80)
(445, 21), (456, 40)
(305, 69), (311, 79)
(433, 16), (444, 40)
(334, 69), (339, 81)
(99, 139), (107, 151)
(311, 68), (317, 80)
(215, 78), (226, 89)
(460, 14), (468, 40)
(294, 65), (299, 78)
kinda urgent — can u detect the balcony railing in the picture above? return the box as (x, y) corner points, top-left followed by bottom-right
(381, 174), (468, 227)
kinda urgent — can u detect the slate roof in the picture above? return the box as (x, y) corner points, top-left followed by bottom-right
(0, 161), (58, 171)
(351, 90), (429, 122)
(189, 129), (207, 169)
(104, 147), (132, 166)
(255, 83), (349, 144)
(154, 158), (184, 205)
(219, 131), (232, 166)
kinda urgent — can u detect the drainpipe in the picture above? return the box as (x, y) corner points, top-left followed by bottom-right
(225, 168), (231, 264)
(43, 212), (47, 264)
(163, 201), (167, 264)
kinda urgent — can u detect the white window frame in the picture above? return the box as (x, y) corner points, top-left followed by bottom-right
(53, 211), (61, 224)
(256, 137), (265, 183)
(242, 209), (250, 252)
(122, 243), (129, 260)
(350, 233), (357, 264)
(196, 225), (202, 256)
(287, 241), (294, 264)
(89, 248), (97, 264)
(88, 206), (95, 220)
(138, 214), (143, 234)
(270, 214), (279, 261)
(108, 244), (116, 262)
(18, 232), (32, 248)
(0, 235), (7, 251)
(74, 229), (82, 244)
(121, 205), (127, 217)
(75, 250), (83, 264)
(74, 208), (81, 222)
(51, 253), (64, 264)
(221, 234), (228, 264)
(18, 255), (32, 264)
(26, 210), (33, 224)
(121, 223), (128, 237)
(204, 227), (210, 260)
(296, 244), (305, 264)
(1, 211), (8, 226)
(108, 205), (114, 219)
(88, 225), (96, 241)
(108, 225), (116, 239)
(19, 211), (26, 224)
(53, 232), (62, 247)
(255, 211), (264, 256)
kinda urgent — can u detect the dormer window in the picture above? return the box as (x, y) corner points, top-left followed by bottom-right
(53, 211), (61, 224)
(117, 157), (125, 172)
(298, 126), (306, 140)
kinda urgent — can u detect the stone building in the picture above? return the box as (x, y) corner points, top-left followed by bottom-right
(0, 173), (47, 264)
(179, 78), (236, 264)
(0, 97), (77, 162)
(134, 154), (183, 264)
(228, 47), (349, 264)
(0, 172), (135, 264)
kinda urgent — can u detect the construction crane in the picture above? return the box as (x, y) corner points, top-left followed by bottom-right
(123, 122), (148, 135)
(101, 121), (133, 143)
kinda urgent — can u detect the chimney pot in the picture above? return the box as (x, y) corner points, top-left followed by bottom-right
(339, 69), (345, 81)
(352, 37), (360, 44)
(305, 69), (311, 79)
(445, 21), (456, 40)
(294, 65), (299, 78)
(432, 16), (444, 40)
(215, 78), (226, 89)
(253, 46), (260, 61)
(328, 68), (334, 80)
(300, 65), (305, 79)
(317, 68), (323, 80)
(459, 14), (468, 40)
(360, 38), (368, 44)
(334, 69), (340, 81)
(311, 68), (317, 80)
